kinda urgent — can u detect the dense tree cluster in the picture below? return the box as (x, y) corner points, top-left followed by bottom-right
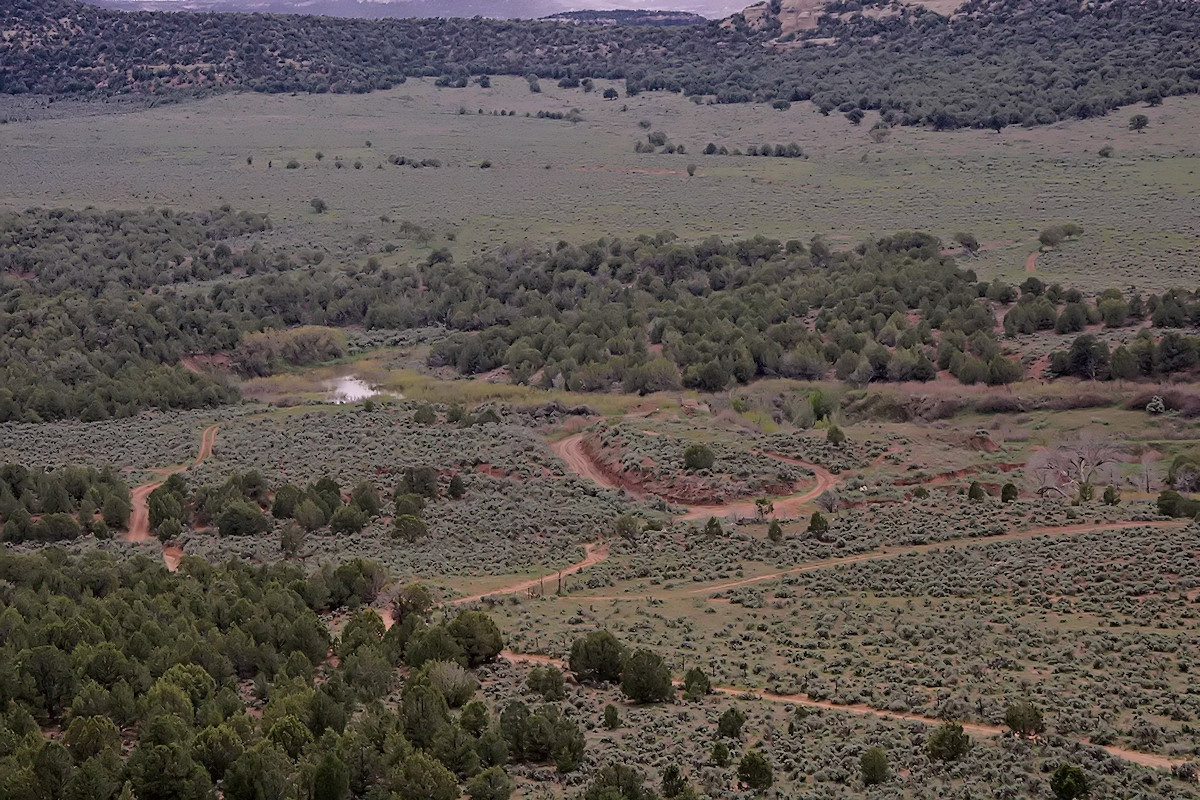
(3, 0), (1200, 128)
(428, 231), (1025, 391)
(0, 549), (528, 800)
(0, 462), (131, 542)
(0, 207), (268, 421)
(148, 470), (390, 542)
(5, 205), (1196, 424)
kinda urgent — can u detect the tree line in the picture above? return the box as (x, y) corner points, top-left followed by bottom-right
(5, 205), (1200, 421)
(0, 463), (131, 543)
(3, 0), (1199, 128)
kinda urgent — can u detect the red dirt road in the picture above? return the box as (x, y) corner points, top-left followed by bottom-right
(552, 433), (836, 521)
(1025, 250), (1039, 272)
(677, 455), (836, 520)
(122, 423), (221, 567)
(683, 519), (1188, 596)
(497, 651), (1182, 770)
(450, 542), (610, 606)
(551, 435), (622, 491)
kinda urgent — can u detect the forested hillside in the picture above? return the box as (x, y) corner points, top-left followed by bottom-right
(3, 0), (1199, 127)
(0, 549), (536, 800)
(4, 207), (1200, 422)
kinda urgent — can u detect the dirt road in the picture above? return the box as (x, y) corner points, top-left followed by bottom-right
(550, 435), (622, 491)
(551, 433), (837, 521)
(450, 542), (610, 606)
(122, 423), (221, 567)
(1025, 250), (1039, 272)
(497, 651), (1183, 770)
(683, 519), (1188, 596)
(677, 456), (835, 520)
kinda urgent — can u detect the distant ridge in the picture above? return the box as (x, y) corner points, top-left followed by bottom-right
(83, 0), (735, 19)
(86, 0), (570, 19)
(543, 9), (708, 24)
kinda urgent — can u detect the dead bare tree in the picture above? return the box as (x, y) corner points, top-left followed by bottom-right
(1027, 434), (1122, 498)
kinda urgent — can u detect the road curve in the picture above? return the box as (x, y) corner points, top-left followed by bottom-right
(550, 435), (623, 491)
(122, 423), (221, 566)
(550, 432), (837, 521)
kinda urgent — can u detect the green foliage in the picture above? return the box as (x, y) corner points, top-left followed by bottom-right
(767, 519), (783, 542)
(620, 648), (674, 703)
(407, 625), (468, 669)
(218, 500), (270, 537)
(328, 504), (368, 535)
(860, 746), (888, 786)
(1156, 490), (1200, 518)
(583, 763), (656, 800)
(1102, 484), (1120, 505)
(570, 630), (624, 684)
(710, 740), (730, 767)
(1001, 482), (1018, 503)
(393, 750), (459, 800)
(808, 511), (829, 536)
(967, 481), (986, 501)
(467, 766), (514, 800)
(682, 667), (711, 700)
(717, 707), (746, 739)
(526, 665), (567, 701)
(682, 444), (715, 471)
(826, 425), (846, 446)
(926, 722), (971, 762)
(312, 752), (350, 800)
(603, 704), (620, 730)
(393, 514), (429, 543)
(1005, 700), (1046, 736)
(447, 610), (504, 667)
(1050, 763), (1090, 800)
(737, 749), (773, 790)
(614, 513), (641, 540)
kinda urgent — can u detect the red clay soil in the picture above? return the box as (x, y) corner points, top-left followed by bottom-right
(1025, 250), (1039, 272)
(122, 423), (221, 569)
(497, 651), (1182, 770)
(551, 435), (636, 494)
(578, 435), (793, 507)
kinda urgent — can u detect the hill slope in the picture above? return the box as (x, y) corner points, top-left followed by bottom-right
(4, 0), (1199, 128)
(85, 0), (569, 19)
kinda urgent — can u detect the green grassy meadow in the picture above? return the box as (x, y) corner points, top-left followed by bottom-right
(2, 78), (1197, 291)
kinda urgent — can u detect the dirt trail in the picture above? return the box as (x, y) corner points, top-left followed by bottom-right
(551, 435), (622, 491)
(552, 433), (836, 521)
(678, 453), (836, 521)
(122, 423), (221, 569)
(498, 651), (1182, 769)
(450, 542), (610, 606)
(682, 519), (1188, 596)
(1025, 250), (1039, 272)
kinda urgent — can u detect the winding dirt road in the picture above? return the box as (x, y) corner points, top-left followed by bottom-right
(122, 423), (221, 566)
(1025, 250), (1039, 272)
(550, 435), (623, 492)
(497, 651), (1182, 770)
(551, 433), (837, 521)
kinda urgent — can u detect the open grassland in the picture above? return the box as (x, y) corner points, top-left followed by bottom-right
(1, 79), (1197, 291)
